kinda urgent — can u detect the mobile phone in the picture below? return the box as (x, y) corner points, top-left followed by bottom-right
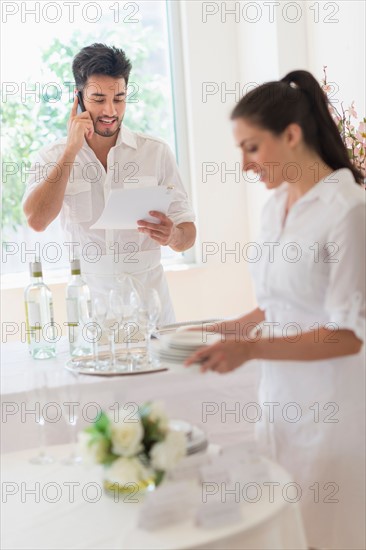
(76, 90), (86, 114)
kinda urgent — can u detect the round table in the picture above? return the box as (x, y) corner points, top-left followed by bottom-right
(1, 443), (307, 550)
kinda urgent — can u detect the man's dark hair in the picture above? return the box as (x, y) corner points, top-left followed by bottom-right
(72, 43), (132, 90)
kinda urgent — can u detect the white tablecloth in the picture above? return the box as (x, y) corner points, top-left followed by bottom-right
(1, 444), (307, 550)
(1, 340), (260, 453)
(1, 340), (308, 548)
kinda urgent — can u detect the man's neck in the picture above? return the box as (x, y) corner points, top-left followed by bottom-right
(86, 128), (121, 161)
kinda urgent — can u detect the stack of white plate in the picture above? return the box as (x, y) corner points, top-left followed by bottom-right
(155, 319), (223, 337)
(170, 420), (208, 455)
(151, 331), (220, 367)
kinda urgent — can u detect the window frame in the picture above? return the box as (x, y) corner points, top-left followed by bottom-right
(166, 0), (197, 267)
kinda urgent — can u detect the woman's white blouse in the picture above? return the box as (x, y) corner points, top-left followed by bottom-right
(251, 168), (365, 549)
(251, 168), (365, 342)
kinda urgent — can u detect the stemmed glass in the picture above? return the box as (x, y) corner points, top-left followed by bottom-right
(58, 368), (82, 465)
(109, 289), (127, 371)
(144, 288), (162, 366)
(108, 289), (124, 370)
(29, 367), (54, 465)
(112, 276), (141, 371)
(78, 296), (100, 370)
(93, 296), (110, 371)
(120, 288), (140, 371)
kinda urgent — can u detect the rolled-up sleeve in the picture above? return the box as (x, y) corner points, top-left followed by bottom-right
(160, 145), (196, 225)
(324, 203), (366, 343)
(21, 148), (53, 206)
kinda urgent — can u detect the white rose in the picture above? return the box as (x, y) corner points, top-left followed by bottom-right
(105, 457), (153, 486)
(109, 408), (144, 457)
(147, 401), (169, 431)
(78, 432), (108, 465)
(150, 430), (187, 472)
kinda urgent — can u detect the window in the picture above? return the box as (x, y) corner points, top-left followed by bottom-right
(2, 0), (193, 283)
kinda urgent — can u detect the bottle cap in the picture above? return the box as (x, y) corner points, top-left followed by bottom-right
(70, 259), (81, 275)
(29, 260), (42, 277)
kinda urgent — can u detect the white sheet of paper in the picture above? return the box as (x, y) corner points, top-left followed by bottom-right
(90, 186), (173, 230)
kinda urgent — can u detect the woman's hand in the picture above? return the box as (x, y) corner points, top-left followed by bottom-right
(184, 340), (253, 373)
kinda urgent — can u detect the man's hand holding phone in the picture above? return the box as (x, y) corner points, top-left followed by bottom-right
(66, 93), (94, 156)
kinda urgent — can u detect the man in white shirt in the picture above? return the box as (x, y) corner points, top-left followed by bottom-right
(23, 43), (196, 325)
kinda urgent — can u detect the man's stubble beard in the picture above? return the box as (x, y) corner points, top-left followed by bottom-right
(93, 116), (123, 138)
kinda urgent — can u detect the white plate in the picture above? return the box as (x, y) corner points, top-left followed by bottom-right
(170, 421), (208, 455)
(167, 345), (204, 353)
(187, 426), (208, 454)
(169, 419), (193, 439)
(157, 351), (190, 361)
(155, 319), (223, 337)
(165, 331), (220, 348)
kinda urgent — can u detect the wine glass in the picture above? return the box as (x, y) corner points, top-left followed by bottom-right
(144, 288), (161, 366)
(93, 296), (110, 371)
(29, 367), (54, 465)
(114, 276), (142, 371)
(108, 289), (124, 370)
(78, 296), (100, 370)
(122, 289), (140, 372)
(57, 368), (82, 465)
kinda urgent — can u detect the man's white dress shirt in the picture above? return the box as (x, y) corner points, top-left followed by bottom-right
(23, 126), (195, 325)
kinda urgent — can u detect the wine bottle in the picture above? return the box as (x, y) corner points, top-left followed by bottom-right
(66, 259), (92, 357)
(24, 259), (57, 359)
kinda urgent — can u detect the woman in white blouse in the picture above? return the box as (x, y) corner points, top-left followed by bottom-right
(186, 70), (365, 549)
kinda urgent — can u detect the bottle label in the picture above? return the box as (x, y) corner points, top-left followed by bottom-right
(49, 299), (55, 323)
(66, 298), (79, 326)
(24, 301), (31, 345)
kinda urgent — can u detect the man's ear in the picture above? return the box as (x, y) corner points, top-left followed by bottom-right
(285, 123), (303, 149)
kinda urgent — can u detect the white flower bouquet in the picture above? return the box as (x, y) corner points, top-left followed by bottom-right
(79, 401), (186, 493)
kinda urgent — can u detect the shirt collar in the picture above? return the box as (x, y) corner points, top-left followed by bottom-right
(300, 168), (354, 205)
(81, 125), (137, 151)
(115, 126), (137, 149)
(273, 168), (354, 206)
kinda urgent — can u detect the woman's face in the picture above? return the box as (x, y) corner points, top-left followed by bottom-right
(232, 117), (298, 189)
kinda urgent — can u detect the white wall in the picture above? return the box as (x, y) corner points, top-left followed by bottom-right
(2, 0), (365, 342)
(305, 0), (365, 112)
(234, 0), (366, 241)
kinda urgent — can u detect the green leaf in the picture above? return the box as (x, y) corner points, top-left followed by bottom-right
(154, 470), (165, 487)
(84, 426), (97, 434)
(94, 411), (111, 435)
(138, 401), (152, 419)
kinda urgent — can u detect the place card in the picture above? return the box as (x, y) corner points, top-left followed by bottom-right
(195, 498), (242, 529)
(169, 452), (211, 482)
(221, 441), (269, 483)
(137, 480), (198, 531)
(200, 456), (236, 485)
